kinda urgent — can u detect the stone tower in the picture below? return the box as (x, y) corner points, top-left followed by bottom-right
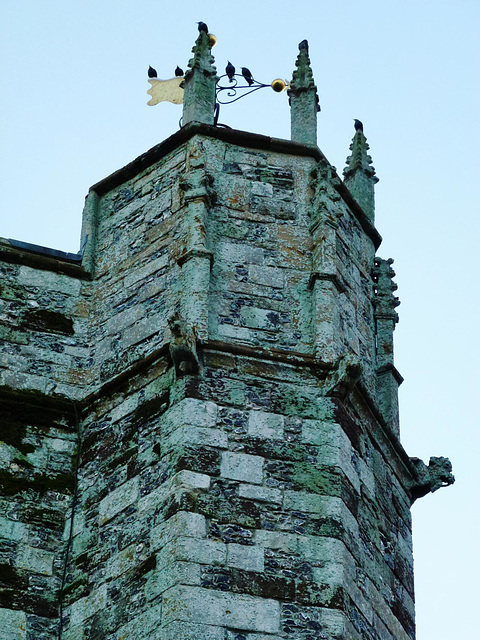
(0, 30), (454, 640)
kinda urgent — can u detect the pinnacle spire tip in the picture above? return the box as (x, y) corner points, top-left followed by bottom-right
(343, 121), (378, 221)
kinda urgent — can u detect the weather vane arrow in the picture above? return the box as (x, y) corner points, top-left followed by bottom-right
(147, 77), (184, 106)
(146, 64), (185, 105)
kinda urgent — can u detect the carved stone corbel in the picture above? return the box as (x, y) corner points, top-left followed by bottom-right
(168, 312), (199, 377)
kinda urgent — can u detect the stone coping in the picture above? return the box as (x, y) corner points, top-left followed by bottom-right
(0, 238), (91, 279)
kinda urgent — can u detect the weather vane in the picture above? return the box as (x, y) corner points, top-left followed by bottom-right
(214, 62), (287, 126)
(146, 22), (288, 126)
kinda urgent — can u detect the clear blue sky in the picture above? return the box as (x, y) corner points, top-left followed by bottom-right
(1, 2), (479, 638)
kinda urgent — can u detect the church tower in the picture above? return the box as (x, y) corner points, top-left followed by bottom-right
(0, 28), (454, 639)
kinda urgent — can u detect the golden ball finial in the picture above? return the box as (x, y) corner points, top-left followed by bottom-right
(271, 78), (287, 93)
(208, 33), (217, 47)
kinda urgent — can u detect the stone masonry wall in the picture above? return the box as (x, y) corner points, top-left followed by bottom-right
(84, 133), (378, 393)
(0, 251), (91, 399)
(0, 252), (88, 639)
(0, 126), (417, 639)
(88, 145), (187, 386)
(0, 387), (77, 639)
(210, 142), (315, 352)
(60, 353), (415, 639)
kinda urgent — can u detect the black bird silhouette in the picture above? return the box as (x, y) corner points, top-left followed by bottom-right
(148, 66), (157, 78)
(175, 66), (184, 77)
(197, 21), (208, 33)
(241, 67), (254, 86)
(354, 119), (364, 132)
(226, 61), (235, 82)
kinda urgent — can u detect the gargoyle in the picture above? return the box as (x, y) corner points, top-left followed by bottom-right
(168, 312), (199, 377)
(323, 354), (362, 400)
(408, 456), (455, 503)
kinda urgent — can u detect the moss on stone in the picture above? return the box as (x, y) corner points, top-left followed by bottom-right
(131, 391), (170, 427)
(301, 515), (346, 540)
(23, 504), (66, 530)
(0, 281), (28, 301)
(229, 568), (295, 601)
(164, 491), (199, 520)
(0, 469), (74, 495)
(197, 494), (261, 529)
(202, 566), (342, 608)
(0, 385), (76, 454)
(62, 576), (89, 600)
(0, 564), (28, 589)
(21, 309), (74, 335)
(12, 454), (35, 468)
(174, 446), (221, 476)
(292, 462), (342, 495)
(243, 436), (306, 462)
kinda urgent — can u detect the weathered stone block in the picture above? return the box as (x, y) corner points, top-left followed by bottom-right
(248, 264), (284, 289)
(17, 266), (82, 295)
(0, 608), (27, 640)
(109, 394), (139, 423)
(166, 425), (228, 450)
(15, 545), (54, 576)
(216, 324), (253, 342)
(240, 307), (282, 331)
(157, 537), (226, 569)
(238, 483), (283, 505)
(146, 562), (202, 600)
(123, 254), (169, 289)
(115, 603), (163, 640)
(220, 451), (264, 484)
(283, 490), (334, 514)
(98, 477), (139, 525)
(105, 304), (144, 335)
(248, 410), (285, 439)
(163, 398), (218, 432)
(162, 585), (280, 633)
(217, 241), (265, 266)
(171, 469), (211, 491)
(161, 511), (207, 541)
(251, 182), (274, 197)
(161, 621), (225, 640)
(227, 543), (264, 572)
(61, 625), (85, 640)
(0, 517), (25, 542)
